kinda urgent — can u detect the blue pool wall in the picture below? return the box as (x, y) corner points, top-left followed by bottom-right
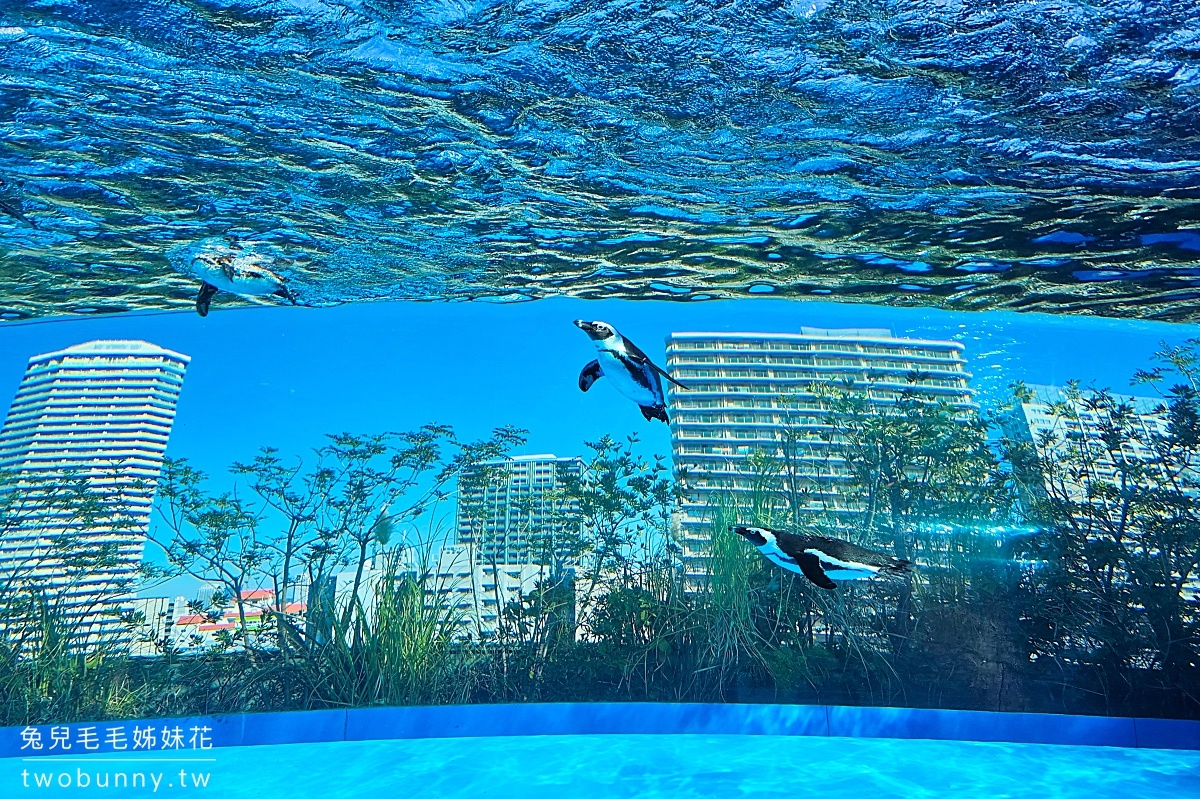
(4, 703), (1200, 758)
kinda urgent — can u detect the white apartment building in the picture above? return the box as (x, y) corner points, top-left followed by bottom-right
(456, 454), (583, 566)
(411, 544), (548, 641)
(1008, 385), (1175, 501)
(0, 340), (189, 649)
(1006, 384), (1199, 601)
(666, 327), (974, 584)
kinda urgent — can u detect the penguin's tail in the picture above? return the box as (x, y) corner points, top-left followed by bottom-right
(640, 405), (669, 424)
(883, 559), (912, 576)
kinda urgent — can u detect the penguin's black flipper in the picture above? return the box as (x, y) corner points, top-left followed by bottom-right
(639, 405), (669, 424)
(579, 360), (604, 392)
(195, 282), (219, 317)
(797, 553), (837, 590)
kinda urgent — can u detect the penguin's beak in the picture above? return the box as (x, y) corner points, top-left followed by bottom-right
(730, 526), (766, 546)
(574, 319), (597, 337)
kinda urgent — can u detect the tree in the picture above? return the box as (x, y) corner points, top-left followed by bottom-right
(150, 425), (526, 655)
(1002, 339), (1200, 711)
(0, 469), (144, 655)
(807, 377), (1006, 557)
(564, 435), (682, 638)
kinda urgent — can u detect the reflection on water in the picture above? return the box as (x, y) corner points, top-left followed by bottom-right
(0, 1), (1198, 319)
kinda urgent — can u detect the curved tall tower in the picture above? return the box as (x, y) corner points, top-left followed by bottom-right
(0, 340), (189, 649)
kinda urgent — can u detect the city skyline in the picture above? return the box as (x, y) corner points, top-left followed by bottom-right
(0, 300), (1193, 474)
(0, 297), (1197, 603)
(1005, 383), (1196, 511)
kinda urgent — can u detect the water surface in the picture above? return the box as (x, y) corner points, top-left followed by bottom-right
(1, 0), (1197, 320)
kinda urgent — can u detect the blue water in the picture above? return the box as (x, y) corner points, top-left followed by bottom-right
(4, 735), (1199, 798)
(1, 0), (1198, 320)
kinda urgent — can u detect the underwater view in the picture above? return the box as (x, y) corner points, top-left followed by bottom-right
(2, 0), (1200, 795)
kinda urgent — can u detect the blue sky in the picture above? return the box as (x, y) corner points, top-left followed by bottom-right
(1, 298), (1197, 597)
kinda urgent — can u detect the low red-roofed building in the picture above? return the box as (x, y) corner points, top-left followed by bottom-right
(171, 587), (307, 651)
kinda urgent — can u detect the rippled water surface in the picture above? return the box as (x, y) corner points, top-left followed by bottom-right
(1, 0), (1198, 320)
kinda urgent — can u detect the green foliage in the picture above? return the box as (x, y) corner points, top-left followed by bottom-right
(150, 425), (527, 656)
(0, 600), (139, 726)
(281, 552), (477, 708)
(805, 380), (1008, 553)
(698, 501), (761, 698)
(1004, 341), (1200, 705)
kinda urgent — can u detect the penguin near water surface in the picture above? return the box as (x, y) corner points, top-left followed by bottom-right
(188, 243), (297, 317)
(0, 178), (35, 227)
(732, 525), (912, 590)
(574, 319), (688, 423)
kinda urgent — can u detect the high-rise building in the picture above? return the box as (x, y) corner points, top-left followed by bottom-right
(1005, 384), (1199, 601)
(456, 454), (584, 566)
(1006, 384), (1172, 503)
(123, 595), (181, 657)
(0, 340), (189, 649)
(666, 327), (974, 584)
(411, 544), (548, 641)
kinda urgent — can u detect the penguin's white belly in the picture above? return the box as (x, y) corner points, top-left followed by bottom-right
(765, 551), (804, 575)
(761, 541), (803, 574)
(194, 262), (279, 295)
(598, 351), (659, 406)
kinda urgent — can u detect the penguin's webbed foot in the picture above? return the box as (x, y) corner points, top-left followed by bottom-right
(195, 282), (218, 317)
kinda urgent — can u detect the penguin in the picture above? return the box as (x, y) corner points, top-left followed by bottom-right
(188, 242), (297, 317)
(574, 319), (688, 423)
(0, 178), (35, 227)
(731, 525), (911, 590)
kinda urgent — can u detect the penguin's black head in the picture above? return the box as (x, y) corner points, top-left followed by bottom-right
(574, 319), (616, 340)
(731, 526), (768, 546)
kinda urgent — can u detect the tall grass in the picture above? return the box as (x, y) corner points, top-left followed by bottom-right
(0, 595), (145, 726)
(699, 500), (760, 697)
(284, 551), (477, 708)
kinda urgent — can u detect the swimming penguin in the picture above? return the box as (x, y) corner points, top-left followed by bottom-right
(0, 178), (34, 227)
(188, 243), (297, 316)
(574, 319), (688, 423)
(731, 525), (912, 590)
